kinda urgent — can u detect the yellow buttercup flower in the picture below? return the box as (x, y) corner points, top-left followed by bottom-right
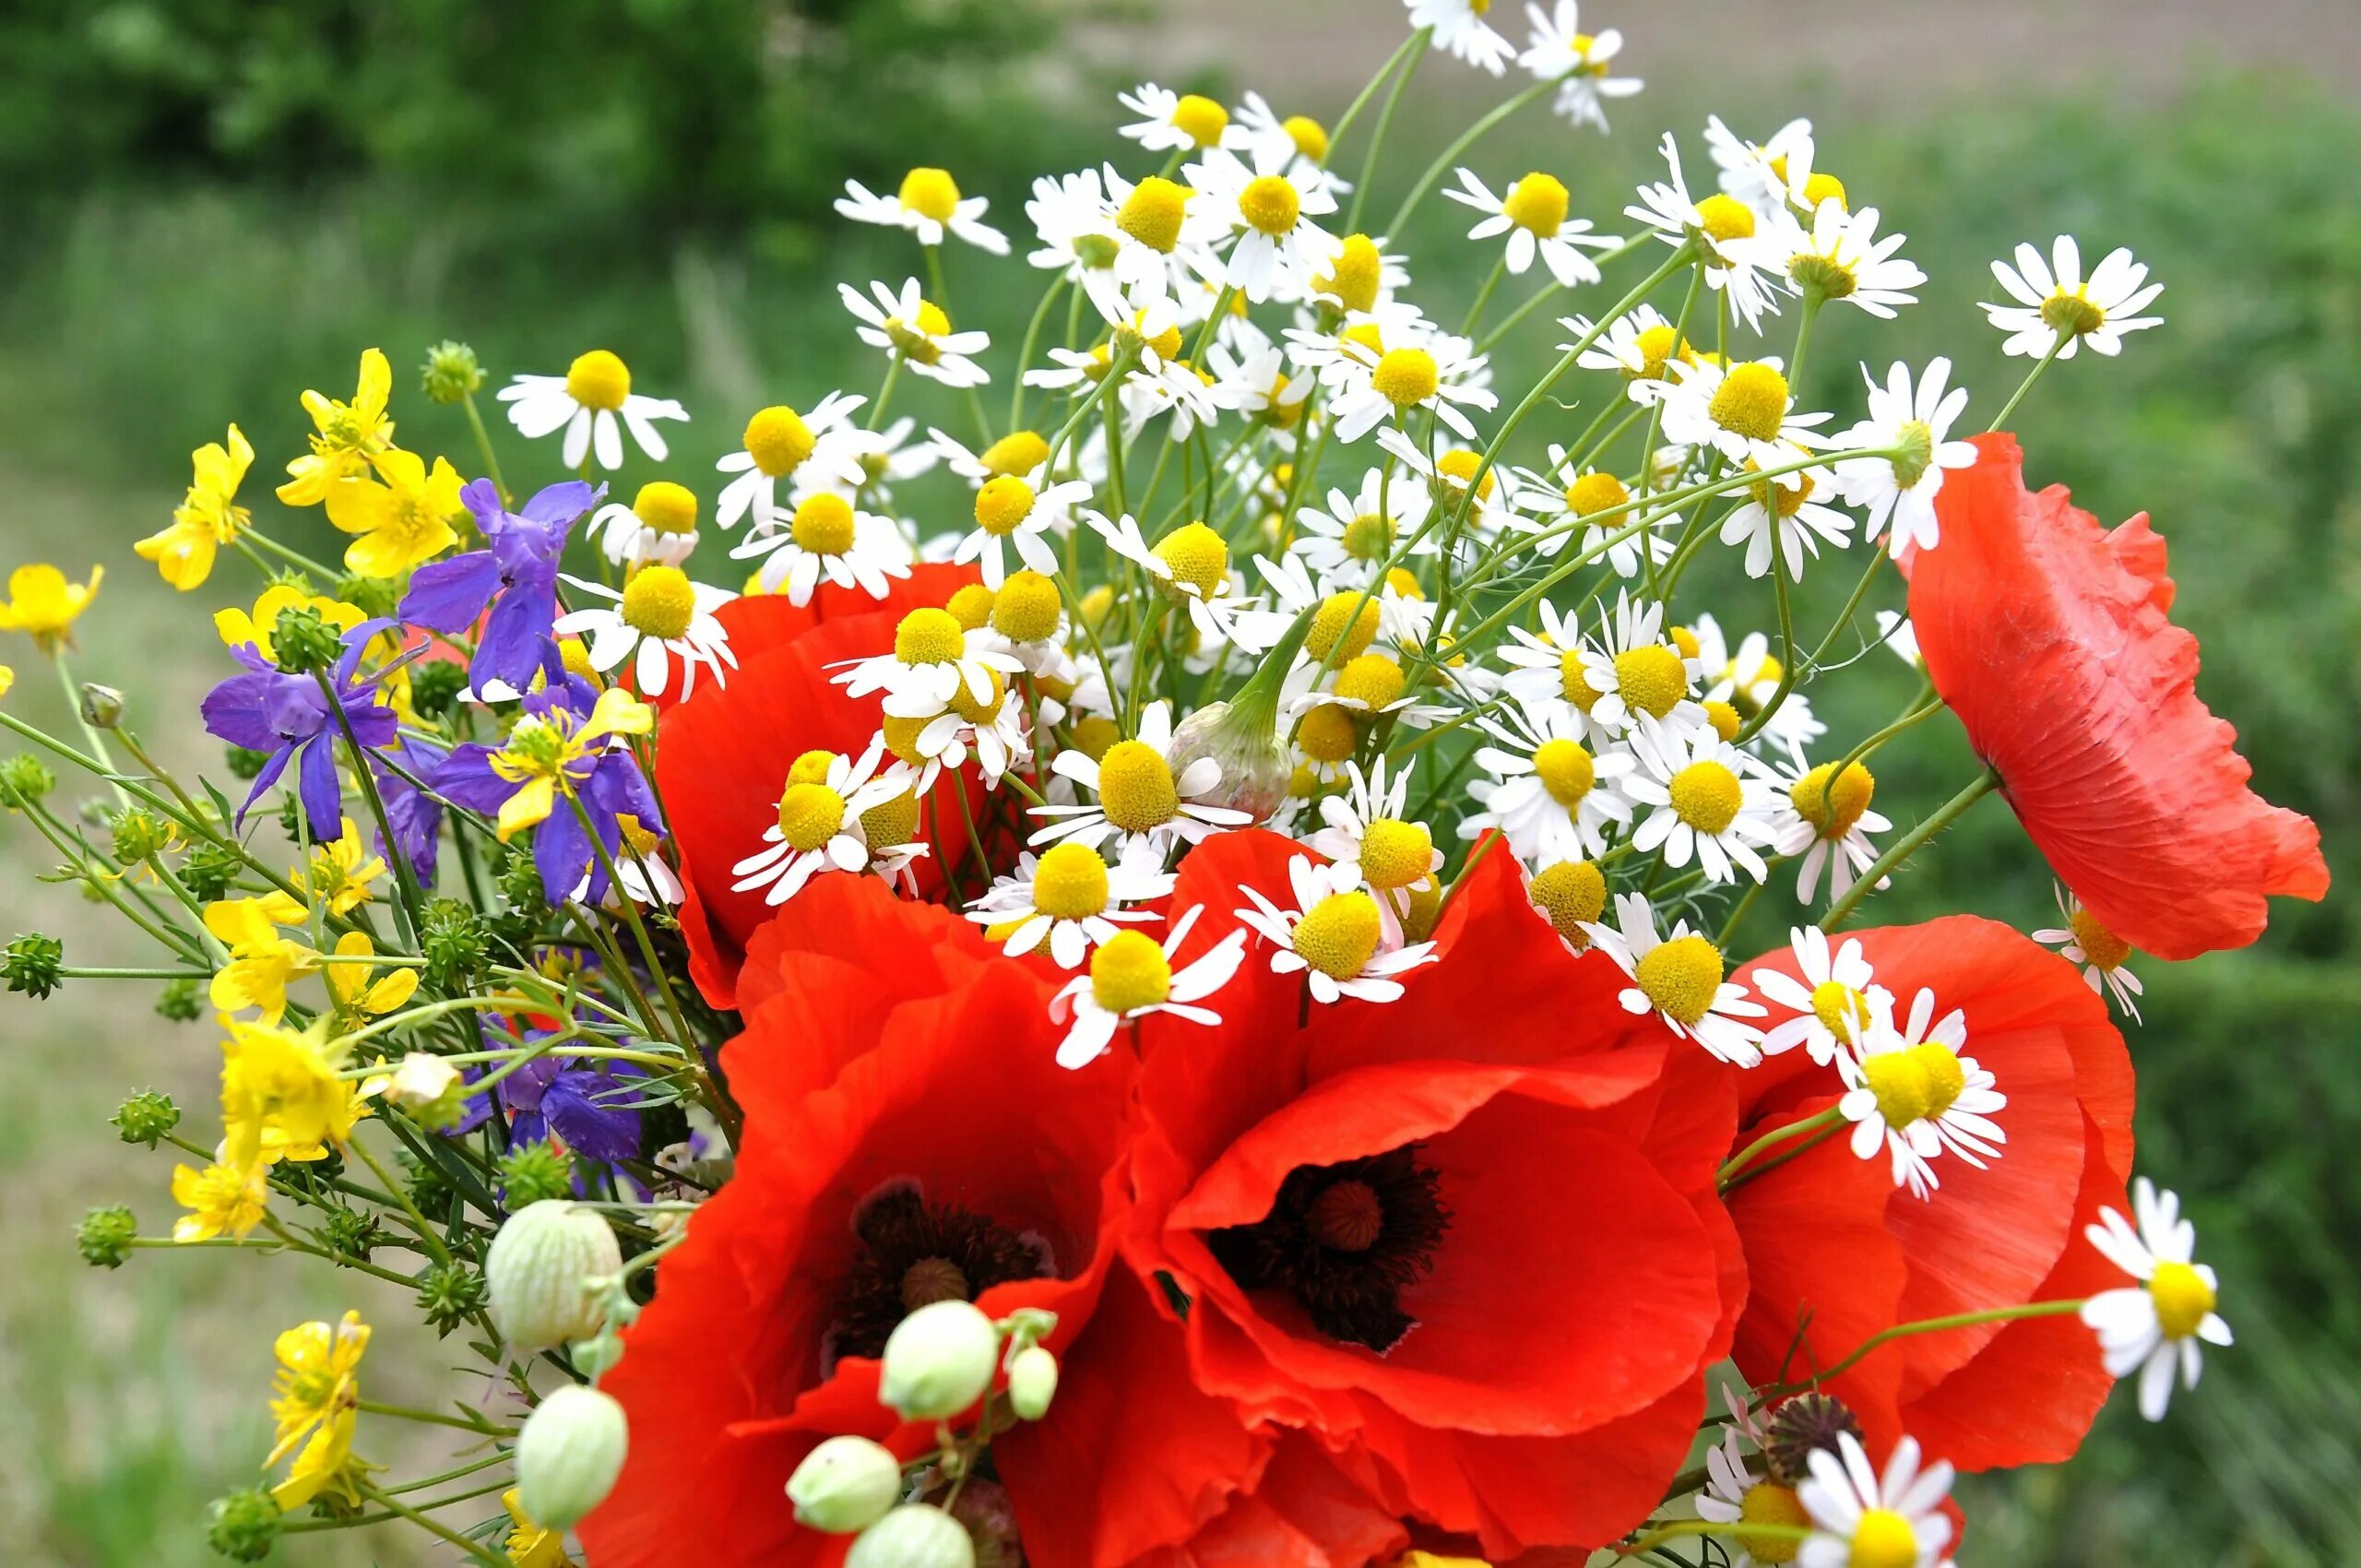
(203, 894), (319, 1022)
(279, 348), (397, 506)
(487, 686), (656, 840)
(171, 1158), (270, 1242)
(137, 425), (254, 590)
(270, 1403), (377, 1512)
(214, 586), (366, 664)
(218, 1015), (362, 1170)
(326, 447), (466, 577)
(503, 1488), (576, 1567)
(324, 931), (418, 1020)
(268, 1309), (371, 1465)
(0, 564), (102, 651)
(292, 818), (389, 916)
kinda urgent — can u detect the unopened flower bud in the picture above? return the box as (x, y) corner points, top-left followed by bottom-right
(486, 1199), (623, 1349)
(421, 340), (485, 405)
(271, 605), (343, 674)
(4, 932), (65, 998)
(78, 683), (124, 730)
(0, 754), (56, 807)
(846, 1503), (976, 1568)
(384, 1051), (467, 1130)
(516, 1383), (629, 1529)
(878, 1299), (998, 1420)
(787, 1434), (904, 1533)
(110, 804), (172, 862)
(500, 1139), (576, 1209)
(112, 1088), (180, 1146)
(409, 658), (469, 719)
(1005, 1344), (1058, 1420)
(77, 1204), (138, 1267)
(412, 1260), (488, 1338)
(1165, 699), (1288, 824)
(205, 1486), (284, 1562)
(156, 975), (204, 1021)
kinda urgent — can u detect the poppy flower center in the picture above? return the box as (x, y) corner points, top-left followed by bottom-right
(776, 782), (848, 852)
(1356, 818), (1432, 890)
(1089, 928), (1171, 1014)
(1501, 171), (1570, 236)
(1738, 1482), (1809, 1564)
(829, 1185), (1052, 1365)
(1152, 521), (1229, 600)
(1370, 348), (1440, 409)
(1862, 1042), (1966, 1129)
(1810, 980), (1872, 1043)
(1615, 643), (1689, 718)
(743, 404), (817, 476)
(631, 481), (698, 536)
(1846, 1508), (1919, 1568)
(620, 565), (696, 641)
(1238, 174), (1301, 237)
(1533, 738), (1596, 805)
(1790, 760), (1874, 839)
(1528, 859), (1605, 944)
(1709, 362), (1791, 445)
(1293, 890), (1382, 979)
(1032, 841), (1111, 920)
(2148, 1260), (2216, 1340)
(564, 350), (631, 411)
(1207, 1145), (1450, 1352)
(897, 166), (961, 222)
(1669, 760), (1744, 834)
(1169, 94), (1229, 149)
(1096, 740), (1180, 831)
(1634, 933), (1724, 1026)
(791, 493), (858, 556)
(1308, 590), (1382, 662)
(2070, 905), (2132, 970)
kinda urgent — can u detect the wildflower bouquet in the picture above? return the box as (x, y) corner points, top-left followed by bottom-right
(6, 4), (2331, 1565)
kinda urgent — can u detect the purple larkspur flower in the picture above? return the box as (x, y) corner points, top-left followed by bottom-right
(372, 733), (449, 887)
(400, 478), (598, 696)
(201, 619), (399, 837)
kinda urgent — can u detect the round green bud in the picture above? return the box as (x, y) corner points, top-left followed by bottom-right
(846, 1503), (977, 1568)
(179, 840), (243, 902)
(335, 574), (397, 621)
(156, 976), (205, 1022)
(109, 805), (172, 862)
(4, 932), (65, 999)
(516, 1384), (629, 1529)
(421, 898), (491, 991)
(878, 1299), (998, 1420)
(77, 1204), (138, 1268)
(1005, 1344), (1058, 1421)
(0, 754), (56, 807)
(205, 1486), (284, 1562)
(787, 1434), (903, 1534)
(421, 340), (486, 405)
(409, 659), (469, 719)
(112, 1089), (181, 1147)
(500, 1139), (576, 1210)
(271, 605), (343, 675)
(222, 744), (271, 781)
(413, 1259), (489, 1339)
(321, 1207), (379, 1265)
(486, 1199), (623, 1350)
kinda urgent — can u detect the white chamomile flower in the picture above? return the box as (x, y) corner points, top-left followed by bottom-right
(1769, 754), (1891, 907)
(1025, 167), (1157, 326)
(1443, 167), (1621, 287)
(1874, 610), (1922, 669)
(497, 350), (688, 470)
(889, 670), (1033, 790)
(1407, 0), (1516, 76)
(730, 743), (903, 907)
(552, 568), (735, 700)
(1462, 696), (1635, 865)
(1118, 83), (1245, 155)
(1624, 725), (1780, 885)
(1625, 134), (1792, 332)
(1183, 143), (1341, 304)
(1029, 699), (1252, 858)
(582, 814), (684, 909)
(1117, 351), (1223, 443)
(1984, 236), (2164, 360)
(1051, 908), (1247, 1070)
(1836, 988), (2006, 1199)
(1689, 615), (1824, 761)
(1785, 200), (1924, 316)
(1568, 303), (1693, 387)
(966, 841), (1174, 969)
(1540, 593), (1708, 739)
(1696, 1429), (1805, 1568)
(1519, 3), (1641, 132)
(1797, 1432), (1957, 1568)
(1237, 852), (1439, 1004)
(952, 464), (1093, 588)
(1507, 450), (1669, 576)
(730, 491), (910, 606)
(1231, 92), (1339, 184)
(587, 480), (703, 567)
(2032, 883), (2144, 1022)
(1205, 326), (1313, 433)
(1086, 513), (1246, 646)
(1752, 925), (1891, 1064)
(1376, 425), (1520, 545)
(714, 394), (868, 533)
(797, 415), (939, 508)
(1706, 115), (1829, 220)
(836, 166), (1008, 255)
(1327, 328), (1497, 444)
(1292, 468), (1436, 586)
(1655, 355), (1833, 472)
(2082, 1177), (2232, 1420)
(1835, 359), (1978, 559)
(1581, 891), (1766, 1065)
(1305, 757), (1443, 944)
(840, 278), (991, 388)
(830, 604), (1024, 719)
(1719, 446), (1854, 583)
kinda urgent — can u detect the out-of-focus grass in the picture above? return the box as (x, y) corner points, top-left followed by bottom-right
(0, 65), (2352, 1568)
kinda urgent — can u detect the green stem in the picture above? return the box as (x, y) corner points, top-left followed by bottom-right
(1986, 332), (2070, 432)
(356, 1397), (516, 1437)
(1717, 1106), (1845, 1189)
(1819, 765), (2001, 931)
(1382, 74), (1556, 242)
(1460, 253), (1508, 337)
(354, 1482), (509, 1568)
(1009, 274), (1068, 431)
(1346, 31), (1428, 233)
(1327, 28), (1426, 157)
(460, 390), (510, 507)
(1765, 1298), (2089, 1397)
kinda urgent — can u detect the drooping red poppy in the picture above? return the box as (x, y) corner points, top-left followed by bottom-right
(581, 873), (1267, 1568)
(1726, 916), (2135, 1471)
(1908, 433), (2326, 960)
(1121, 829), (1748, 1562)
(656, 565), (981, 1006)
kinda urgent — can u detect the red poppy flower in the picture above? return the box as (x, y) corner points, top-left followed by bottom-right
(1726, 916), (2135, 1470)
(1908, 433), (2326, 959)
(581, 873), (1265, 1568)
(1122, 830), (1747, 1561)
(656, 565), (980, 1006)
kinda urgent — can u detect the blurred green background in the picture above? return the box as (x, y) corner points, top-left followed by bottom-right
(0, 1), (2351, 1563)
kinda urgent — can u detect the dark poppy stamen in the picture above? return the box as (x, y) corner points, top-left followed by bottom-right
(826, 1183), (1052, 1367)
(1206, 1144), (1450, 1352)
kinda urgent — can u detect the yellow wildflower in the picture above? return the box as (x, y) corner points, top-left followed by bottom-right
(326, 448), (465, 578)
(203, 895), (319, 1021)
(324, 931), (418, 1019)
(214, 585), (366, 664)
(269, 1404), (379, 1513)
(292, 818), (388, 915)
(487, 686), (656, 840)
(503, 1488), (576, 1567)
(267, 1309), (371, 1464)
(279, 348), (397, 506)
(219, 1015), (362, 1170)
(136, 425), (254, 590)
(171, 1158), (270, 1242)
(0, 564), (102, 651)
(0, 666), (12, 700)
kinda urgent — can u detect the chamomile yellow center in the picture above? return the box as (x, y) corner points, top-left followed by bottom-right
(1790, 761), (1875, 840)
(859, 789), (919, 852)
(788, 749), (838, 787)
(1097, 740), (1180, 831)
(1436, 447), (1498, 501)
(631, 481), (698, 536)
(1791, 247), (1858, 302)
(1153, 521), (1229, 600)
(1693, 194), (1757, 245)
(1668, 760), (1743, 834)
(1629, 324), (1696, 381)
(2040, 286), (2106, 337)
(1747, 460), (1817, 517)
(619, 565), (696, 641)
(616, 812), (664, 859)
(1169, 94), (1230, 149)
(1810, 980), (1873, 1044)
(2070, 905), (2132, 971)
(742, 404), (816, 476)
(949, 668), (1006, 725)
(1670, 624), (1702, 659)
(776, 781), (847, 852)
(1501, 172), (1570, 236)
(1567, 469), (1630, 517)
(1283, 114), (1329, 162)
(1704, 700), (1742, 741)
(1385, 566), (1423, 600)
(2149, 1261), (2217, 1340)
(1615, 643), (1690, 718)
(1091, 929), (1172, 1014)
(790, 493), (857, 555)
(1370, 348), (1440, 409)
(979, 429), (1051, 478)
(1709, 362), (1792, 445)
(1634, 934), (1725, 1027)
(879, 714), (930, 765)
(884, 299), (954, 363)
(945, 583), (996, 630)
(1032, 840), (1112, 920)
(1862, 1042), (1967, 1129)
(1297, 703), (1358, 764)
(1317, 234), (1384, 313)
(1335, 653), (1406, 711)
(1341, 321), (1387, 360)
(1560, 648), (1600, 709)
(558, 636), (598, 680)
(991, 571), (1062, 642)
(1342, 510), (1394, 561)
(1294, 890), (1382, 979)
(1528, 859), (1606, 944)
(1067, 714), (1121, 762)
(564, 350), (631, 410)
(895, 607), (966, 667)
(1737, 1482), (1809, 1565)
(897, 166), (962, 222)
(975, 475), (1037, 537)
(1845, 1510), (1919, 1568)
(1239, 174), (1302, 237)
(1357, 818), (1432, 890)
(1532, 738), (1596, 805)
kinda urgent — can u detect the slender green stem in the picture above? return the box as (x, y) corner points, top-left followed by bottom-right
(241, 527), (341, 582)
(460, 390), (510, 506)
(1346, 31), (1428, 233)
(354, 1482), (509, 1568)
(866, 354), (905, 432)
(1383, 75), (1556, 241)
(1717, 1106), (1845, 1189)
(1460, 253), (1508, 337)
(1820, 765), (2001, 931)
(1765, 1299), (2089, 1398)
(1986, 332), (2070, 432)
(1009, 274), (1068, 431)
(356, 1397), (516, 1437)
(1326, 29), (1425, 157)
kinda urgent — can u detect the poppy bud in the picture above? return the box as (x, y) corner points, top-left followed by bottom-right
(846, 1503), (976, 1568)
(1164, 601), (1316, 825)
(787, 1434), (903, 1533)
(486, 1199), (623, 1350)
(78, 683), (124, 729)
(878, 1299), (998, 1420)
(1005, 1344), (1058, 1420)
(516, 1384), (629, 1529)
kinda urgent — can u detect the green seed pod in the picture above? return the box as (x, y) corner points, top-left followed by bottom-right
(787, 1434), (903, 1533)
(878, 1299), (998, 1420)
(485, 1199), (623, 1350)
(204, 1486), (284, 1562)
(77, 1204), (137, 1268)
(112, 1088), (181, 1146)
(516, 1383), (629, 1529)
(1005, 1344), (1058, 1420)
